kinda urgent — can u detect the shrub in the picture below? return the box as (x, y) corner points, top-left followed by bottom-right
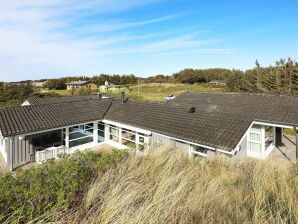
(0, 150), (127, 223)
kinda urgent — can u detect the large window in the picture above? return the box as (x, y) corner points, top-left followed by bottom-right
(67, 123), (93, 148)
(109, 125), (119, 142)
(106, 124), (150, 151)
(31, 130), (63, 151)
(121, 128), (149, 151)
(98, 122), (105, 143)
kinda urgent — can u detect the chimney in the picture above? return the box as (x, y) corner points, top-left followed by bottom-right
(121, 91), (125, 103)
(188, 107), (196, 114)
(97, 93), (102, 100)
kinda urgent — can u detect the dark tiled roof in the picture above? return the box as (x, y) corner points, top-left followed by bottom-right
(105, 100), (250, 151)
(0, 99), (113, 137)
(1, 92), (298, 152)
(105, 92), (298, 151)
(67, 80), (89, 85)
(170, 92), (298, 126)
(26, 95), (101, 105)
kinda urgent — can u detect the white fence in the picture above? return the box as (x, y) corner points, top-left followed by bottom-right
(35, 146), (67, 164)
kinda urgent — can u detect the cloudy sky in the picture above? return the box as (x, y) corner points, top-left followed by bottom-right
(0, 0), (297, 81)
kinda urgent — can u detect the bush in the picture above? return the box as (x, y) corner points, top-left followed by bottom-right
(0, 150), (127, 223)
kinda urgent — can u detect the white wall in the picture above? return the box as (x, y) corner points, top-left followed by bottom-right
(0, 138), (8, 163)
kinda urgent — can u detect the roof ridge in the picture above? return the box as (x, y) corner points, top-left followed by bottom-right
(27, 94), (97, 100)
(0, 98), (114, 111)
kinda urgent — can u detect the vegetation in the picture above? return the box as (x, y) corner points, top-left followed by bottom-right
(146, 58), (298, 94)
(111, 83), (226, 101)
(0, 150), (127, 223)
(44, 79), (67, 90)
(0, 82), (34, 108)
(55, 147), (297, 223)
(90, 74), (137, 85)
(42, 74), (138, 90)
(1, 147), (296, 223)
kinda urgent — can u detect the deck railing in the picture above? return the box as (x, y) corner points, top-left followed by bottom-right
(35, 146), (68, 164)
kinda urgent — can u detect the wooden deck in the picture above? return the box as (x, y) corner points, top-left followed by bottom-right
(269, 135), (297, 163)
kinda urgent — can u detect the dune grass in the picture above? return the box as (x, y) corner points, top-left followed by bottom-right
(57, 147), (298, 224)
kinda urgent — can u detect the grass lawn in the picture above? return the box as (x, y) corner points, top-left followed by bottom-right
(45, 89), (71, 95)
(109, 83), (227, 101)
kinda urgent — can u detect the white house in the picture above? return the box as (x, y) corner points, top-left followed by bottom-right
(0, 92), (297, 171)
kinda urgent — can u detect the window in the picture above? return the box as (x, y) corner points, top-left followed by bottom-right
(31, 130), (63, 151)
(248, 124), (262, 155)
(121, 128), (149, 151)
(249, 133), (261, 142)
(121, 129), (136, 148)
(249, 142), (261, 153)
(139, 136), (145, 144)
(190, 145), (208, 157)
(67, 123), (94, 148)
(98, 122), (105, 142)
(250, 125), (261, 133)
(194, 146), (208, 154)
(122, 129), (136, 142)
(108, 125), (119, 142)
(136, 134), (149, 151)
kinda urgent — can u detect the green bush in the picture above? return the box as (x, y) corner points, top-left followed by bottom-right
(0, 150), (127, 223)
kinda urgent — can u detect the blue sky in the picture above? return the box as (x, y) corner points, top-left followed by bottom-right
(0, 0), (297, 81)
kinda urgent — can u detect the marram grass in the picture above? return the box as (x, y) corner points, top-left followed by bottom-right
(55, 147), (298, 224)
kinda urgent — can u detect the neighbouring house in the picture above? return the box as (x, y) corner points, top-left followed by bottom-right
(99, 80), (129, 93)
(208, 80), (226, 86)
(66, 80), (98, 90)
(32, 81), (46, 88)
(0, 92), (297, 172)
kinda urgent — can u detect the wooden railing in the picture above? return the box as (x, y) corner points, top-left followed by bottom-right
(35, 146), (67, 164)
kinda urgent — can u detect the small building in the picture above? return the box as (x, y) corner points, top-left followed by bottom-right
(99, 81), (128, 93)
(66, 80), (97, 90)
(208, 80), (226, 86)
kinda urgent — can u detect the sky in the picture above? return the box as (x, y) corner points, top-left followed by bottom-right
(0, 0), (298, 81)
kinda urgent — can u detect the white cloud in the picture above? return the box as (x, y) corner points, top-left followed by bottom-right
(0, 0), (229, 81)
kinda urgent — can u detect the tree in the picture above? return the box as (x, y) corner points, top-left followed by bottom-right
(44, 79), (67, 90)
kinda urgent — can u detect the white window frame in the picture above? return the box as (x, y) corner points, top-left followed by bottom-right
(247, 125), (264, 158)
(66, 123), (94, 148)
